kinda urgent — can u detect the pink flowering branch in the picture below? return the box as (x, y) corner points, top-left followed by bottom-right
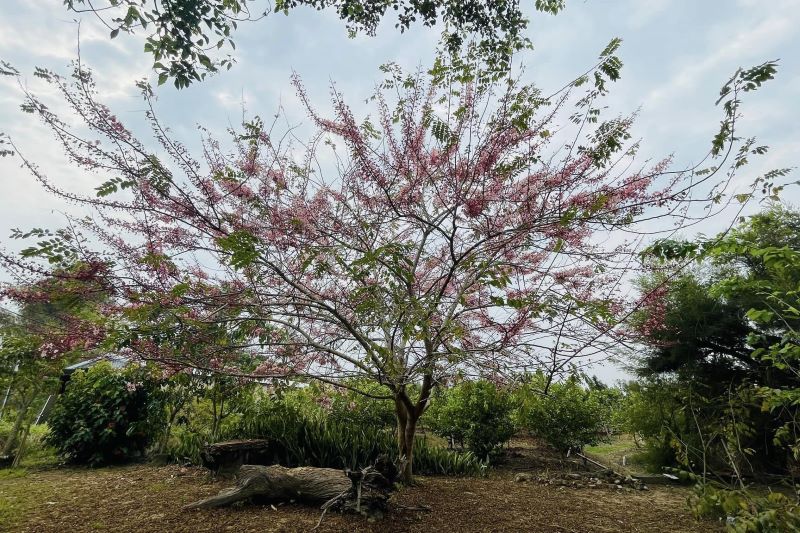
(0, 55), (774, 479)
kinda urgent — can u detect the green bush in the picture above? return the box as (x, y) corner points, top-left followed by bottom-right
(157, 373), (260, 463)
(425, 380), (515, 460)
(514, 375), (615, 453)
(165, 424), (206, 464)
(46, 362), (164, 465)
(689, 481), (800, 532)
(232, 388), (485, 476)
(616, 380), (684, 470)
(321, 380), (396, 429)
(618, 379), (778, 475)
(160, 380), (485, 476)
(267, 381), (397, 430)
(0, 419), (17, 454)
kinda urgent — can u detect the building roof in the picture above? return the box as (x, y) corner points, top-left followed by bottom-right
(63, 354), (131, 374)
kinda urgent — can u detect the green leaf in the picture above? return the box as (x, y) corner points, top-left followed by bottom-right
(216, 230), (260, 269)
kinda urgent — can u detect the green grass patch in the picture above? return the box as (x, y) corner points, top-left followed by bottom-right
(584, 434), (650, 473)
(585, 436), (636, 456)
(148, 481), (169, 493)
(0, 468), (29, 479)
(0, 422), (59, 469)
(0, 470), (38, 525)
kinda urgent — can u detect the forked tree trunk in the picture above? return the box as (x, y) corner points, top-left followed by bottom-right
(11, 421), (31, 467)
(395, 398), (419, 484)
(158, 398), (188, 455)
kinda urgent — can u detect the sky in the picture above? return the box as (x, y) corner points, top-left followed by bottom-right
(0, 0), (798, 382)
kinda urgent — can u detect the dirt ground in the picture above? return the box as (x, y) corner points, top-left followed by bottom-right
(0, 439), (720, 533)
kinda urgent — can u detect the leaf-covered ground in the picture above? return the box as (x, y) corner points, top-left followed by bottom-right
(1, 439), (720, 532)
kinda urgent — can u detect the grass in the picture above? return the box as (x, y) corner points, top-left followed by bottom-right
(585, 433), (650, 475)
(0, 468), (29, 480)
(585, 434), (638, 455)
(147, 481), (169, 493)
(0, 467), (47, 526)
(0, 421), (60, 470)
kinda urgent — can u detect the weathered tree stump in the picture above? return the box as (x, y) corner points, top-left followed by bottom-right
(200, 439), (274, 476)
(186, 460), (397, 520)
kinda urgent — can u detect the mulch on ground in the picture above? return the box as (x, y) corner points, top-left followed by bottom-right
(1, 440), (721, 532)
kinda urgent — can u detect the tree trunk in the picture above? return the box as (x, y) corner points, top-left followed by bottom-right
(158, 402), (184, 455)
(185, 463), (395, 519)
(11, 421), (31, 467)
(1, 392), (34, 456)
(395, 398), (418, 484)
(0, 381), (14, 421)
(186, 465), (349, 508)
(399, 417), (417, 483)
(200, 439), (274, 476)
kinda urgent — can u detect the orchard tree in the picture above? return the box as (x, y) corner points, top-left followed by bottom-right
(64, 0), (566, 88)
(0, 49), (777, 481)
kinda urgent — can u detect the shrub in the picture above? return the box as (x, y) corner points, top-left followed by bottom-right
(322, 380), (396, 429)
(425, 380), (515, 460)
(158, 372), (261, 462)
(515, 375), (614, 453)
(165, 424), (206, 464)
(616, 380), (684, 470)
(689, 480), (800, 532)
(619, 379), (778, 475)
(270, 381), (397, 429)
(46, 362), (164, 465)
(232, 388), (485, 476)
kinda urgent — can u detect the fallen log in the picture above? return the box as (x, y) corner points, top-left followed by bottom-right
(185, 459), (397, 520)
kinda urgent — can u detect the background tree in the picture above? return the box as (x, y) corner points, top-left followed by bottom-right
(513, 371), (618, 453)
(0, 314), (54, 461)
(638, 207), (800, 380)
(425, 379), (515, 459)
(711, 207), (800, 465)
(631, 205), (800, 476)
(628, 206), (800, 531)
(634, 273), (754, 383)
(0, 268), (109, 462)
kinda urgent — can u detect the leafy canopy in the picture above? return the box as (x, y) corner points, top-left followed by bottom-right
(64, 0), (566, 88)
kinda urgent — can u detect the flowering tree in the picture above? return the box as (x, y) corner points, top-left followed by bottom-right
(0, 50), (776, 480)
(0, 268), (109, 462)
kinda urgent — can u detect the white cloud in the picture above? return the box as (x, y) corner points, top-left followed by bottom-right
(627, 0), (670, 29)
(646, 12), (796, 108)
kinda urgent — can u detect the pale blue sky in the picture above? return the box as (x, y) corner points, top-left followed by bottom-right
(0, 0), (798, 381)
